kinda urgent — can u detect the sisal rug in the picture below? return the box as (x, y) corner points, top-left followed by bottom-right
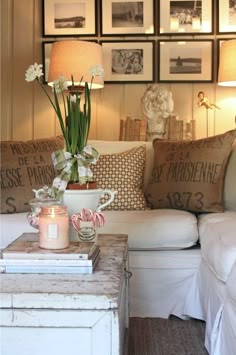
(128, 316), (208, 355)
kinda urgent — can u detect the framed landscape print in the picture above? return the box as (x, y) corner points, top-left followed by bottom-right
(101, 41), (154, 83)
(217, 0), (236, 33)
(100, 0), (155, 35)
(43, 0), (97, 36)
(158, 0), (213, 35)
(158, 40), (213, 82)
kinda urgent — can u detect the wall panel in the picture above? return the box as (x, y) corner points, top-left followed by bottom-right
(33, 0), (57, 139)
(12, 0), (35, 140)
(1, 0), (13, 140)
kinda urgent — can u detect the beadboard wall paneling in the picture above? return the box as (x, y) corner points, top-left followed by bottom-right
(1, 0), (236, 142)
(34, 0), (58, 139)
(12, 0), (35, 141)
(96, 85), (123, 141)
(1, 0), (13, 141)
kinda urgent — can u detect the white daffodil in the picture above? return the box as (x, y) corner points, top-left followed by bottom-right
(89, 64), (105, 80)
(25, 63), (43, 82)
(53, 76), (68, 94)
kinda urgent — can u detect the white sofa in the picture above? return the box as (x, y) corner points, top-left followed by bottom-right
(1, 135), (236, 355)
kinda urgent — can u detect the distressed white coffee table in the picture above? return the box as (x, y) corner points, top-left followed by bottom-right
(0, 234), (129, 355)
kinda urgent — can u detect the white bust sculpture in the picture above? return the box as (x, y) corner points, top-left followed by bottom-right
(141, 84), (174, 140)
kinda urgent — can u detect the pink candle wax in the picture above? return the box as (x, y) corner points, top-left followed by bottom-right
(39, 205), (69, 249)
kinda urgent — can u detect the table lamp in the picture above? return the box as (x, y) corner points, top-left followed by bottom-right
(218, 39), (236, 126)
(218, 39), (236, 87)
(48, 40), (104, 93)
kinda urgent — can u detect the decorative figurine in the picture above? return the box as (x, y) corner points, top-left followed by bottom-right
(141, 84), (174, 140)
(197, 91), (220, 110)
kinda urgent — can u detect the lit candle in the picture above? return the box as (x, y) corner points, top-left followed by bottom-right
(39, 205), (69, 249)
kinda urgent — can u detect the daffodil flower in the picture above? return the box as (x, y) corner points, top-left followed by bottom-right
(25, 63), (43, 82)
(53, 76), (68, 93)
(89, 64), (105, 80)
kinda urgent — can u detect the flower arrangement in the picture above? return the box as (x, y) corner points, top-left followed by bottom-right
(25, 63), (104, 197)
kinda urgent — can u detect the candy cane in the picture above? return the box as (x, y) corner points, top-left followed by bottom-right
(71, 208), (106, 231)
(93, 212), (105, 227)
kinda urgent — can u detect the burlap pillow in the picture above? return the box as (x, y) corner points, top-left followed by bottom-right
(91, 145), (148, 210)
(145, 130), (236, 213)
(0, 136), (64, 213)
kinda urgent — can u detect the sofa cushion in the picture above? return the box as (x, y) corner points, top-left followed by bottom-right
(0, 208), (199, 250)
(99, 209), (198, 249)
(88, 140), (153, 188)
(198, 211), (236, 237)
(200, 218), (236, 282)
(0, 136), (64, 214)
(145, 130), (236, 213)
(0, 213), (36, 249)
(223, 140), (236, 211)
(91, 145), (148, 210)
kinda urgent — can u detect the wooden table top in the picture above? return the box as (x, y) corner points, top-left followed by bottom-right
(0, 234), (128, 310)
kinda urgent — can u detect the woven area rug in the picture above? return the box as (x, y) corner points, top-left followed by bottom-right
(128, 316), (208, 355)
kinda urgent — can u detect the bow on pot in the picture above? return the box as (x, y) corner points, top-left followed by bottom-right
(51, 145), (99, 194)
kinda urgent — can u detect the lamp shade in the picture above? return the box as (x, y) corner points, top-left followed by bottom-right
(218, 39), (236, 87)
(48, 40), (104, 89)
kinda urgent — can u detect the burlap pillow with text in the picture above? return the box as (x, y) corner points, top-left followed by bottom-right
(145, 130), (236, 213)
(91, 145), (148, 210)
(0, 136), (64, 213)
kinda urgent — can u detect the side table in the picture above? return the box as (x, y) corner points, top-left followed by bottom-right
(0, 234), (129, 355)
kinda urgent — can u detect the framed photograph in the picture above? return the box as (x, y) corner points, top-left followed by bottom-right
(100, 0), (155, 36)
(43, 0), (97, 37)
(158, 0), (213, 35)
(158, 40), (213, 83)
(101, 41), (154, 83)
(217, 0), (236, 33)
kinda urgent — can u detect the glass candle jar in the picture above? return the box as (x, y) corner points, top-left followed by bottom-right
(38, 205), (69, 249)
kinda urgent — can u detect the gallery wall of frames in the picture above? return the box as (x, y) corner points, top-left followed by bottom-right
(1, 0), (236, 143)
(42, 0), (236, 85)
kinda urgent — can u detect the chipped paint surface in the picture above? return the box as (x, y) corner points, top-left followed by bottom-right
(0, 234), (128, 310)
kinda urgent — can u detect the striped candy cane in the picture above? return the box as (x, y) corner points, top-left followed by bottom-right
(71, 208), (105, 231)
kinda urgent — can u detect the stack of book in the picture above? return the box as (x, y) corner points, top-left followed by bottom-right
(0, 233), (100, 274)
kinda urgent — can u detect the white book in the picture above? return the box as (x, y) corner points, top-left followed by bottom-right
(1, 233), (99, 260)
(0, 250), (100, 274)
(0, 249), (100, 267)
(0, 265), (94, 274)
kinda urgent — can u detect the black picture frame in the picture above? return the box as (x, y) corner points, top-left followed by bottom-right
(158, 0), (213, 35)
(217, 0), (236, 34)
(42, 0), (97, 37)
(101, 40), (155, 83)
(100, 0), (155, 36)
(157, 39), (214, 83)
